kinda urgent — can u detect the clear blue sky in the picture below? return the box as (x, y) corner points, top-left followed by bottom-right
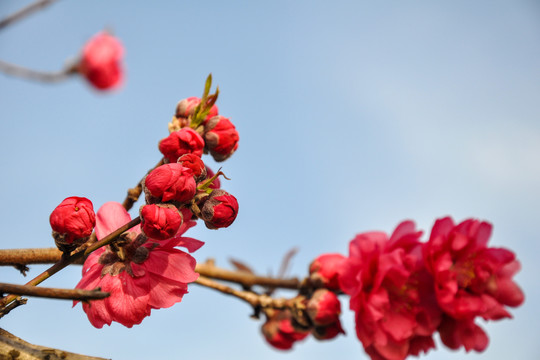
(1, 1), (539, 359)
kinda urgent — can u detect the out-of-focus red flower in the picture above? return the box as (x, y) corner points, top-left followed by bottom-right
(200, 189), (239, 229)
(144, 163), (196, 204)
(177, 153), (207, 181)
(74, 202), (203, 328)
(204, 115), (239, 162)
(79, 32), (124, 90)
(261, 310), (310, 350)
(306, 289), (341, 326)
(424, 217), (524, 320)
(309, 253), (346, 290)
(339, 221), (442, 360)
(423, 217), (524, 352)
(175, 96), (219, 119)
(159, 128), (205, 163)
(49, 196), (96, 252)
(140, 204), (183, 240)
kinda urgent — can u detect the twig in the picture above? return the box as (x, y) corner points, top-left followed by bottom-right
(0, 0), (59, 30)
(0, 59), (76, 83)
(0, 283), (109, 301)
(122, 158), (164, 211)
(195, 276), (288, 309)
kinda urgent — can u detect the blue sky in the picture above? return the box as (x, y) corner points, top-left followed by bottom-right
(1, 1), (539, 359)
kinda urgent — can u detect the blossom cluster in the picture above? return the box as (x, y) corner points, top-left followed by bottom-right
(48, 86), (239, 328)
(287, 217), (524, 360)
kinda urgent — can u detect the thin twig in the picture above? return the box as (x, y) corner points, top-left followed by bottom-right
(0, 59), (76, 83)
(0, 0), (59, 30)
(122, 158), (164, 211)
(0, 283), (109, 301)
(195, 276), (288, 309)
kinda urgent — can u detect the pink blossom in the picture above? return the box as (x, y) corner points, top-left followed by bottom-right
(74, 202), (203, 328)
(339, 221), (441, 360)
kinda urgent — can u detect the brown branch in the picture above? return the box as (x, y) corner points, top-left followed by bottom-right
(0, 283), (109, 301)
(195, 276), (289, 309)
(0, 248), (69, 266)
(0, 328), (109, 360)
(0, 0), (59, 30)
(0, 59), (76, 83)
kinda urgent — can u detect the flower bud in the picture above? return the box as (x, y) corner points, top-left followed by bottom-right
(159, 128), (205, 163)
(200, 189), (239, 229)
(140, 204), (183, 240)
(312, 320), (345, 341)
(175, 96), (219, 119)
(177, 154), (207, 181)
(79, 32), (124, 90)
(49, 196), (96, 252)
(261, 310), (309, 350)
(144, 163), (197, 204)
(306, 289), (341, 326)
(204, 115), (239, 162)
(309, 253), (346, 290)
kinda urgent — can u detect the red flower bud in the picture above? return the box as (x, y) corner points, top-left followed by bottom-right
(49, 196), (96, 252)
(204, 116), (239, 162)
(177, 154), (207, 181)
(144, 163), (197, 204)
(140, 204), (183, 240)
(261, 310), (309, 350)
(175, 96), (219, 119)
(309, 253), (346, 290)
(312, 320), (345, 341)
(200, 189), (238, 229)
(306, 289), (341, 326)
(159, 128), (205, 163)
(79, 32), (124, 90)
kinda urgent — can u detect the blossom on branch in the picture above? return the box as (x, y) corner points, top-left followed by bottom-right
(49, 196), (96, 253)
(339, 221), (441, 360)
(74, 202), (203, 328)
(204, 115), (239, 162)
(423, 217), (524, 351)
(79, 32), (124, 90)
(159, 128), (205, 163)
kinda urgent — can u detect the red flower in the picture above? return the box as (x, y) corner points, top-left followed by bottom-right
(204, 115), (239, 162)
(261, 310), (310, 350)
(143, 163), (197, 204)
(309, 253), (346, 290)
(424, 217), (524, 320)
(159, 128), (205, 163)
(49, 196), (96, 252)
(339, 221), (441, 360)
(79, 32), (124, 90)
(74, 202), (203, 328)
(175, 96), (219, 119)
(140, 204), (183, 240)
(423, 217), (524, 351)
(200, 189), (239, 229)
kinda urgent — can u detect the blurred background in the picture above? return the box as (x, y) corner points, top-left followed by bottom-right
(0, 1), (539, 359)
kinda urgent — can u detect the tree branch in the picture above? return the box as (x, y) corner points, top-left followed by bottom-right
(0, 283), (109, 301)
(0, 59), (76, 83)
(0, 0), (60, 30)
(0, 328), (109, 360)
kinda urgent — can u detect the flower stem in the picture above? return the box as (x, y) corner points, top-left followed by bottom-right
(0, 0), (59, 30)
